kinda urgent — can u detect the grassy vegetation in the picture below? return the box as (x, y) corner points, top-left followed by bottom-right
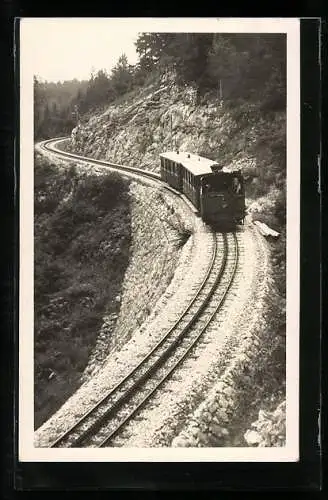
(34, 154), (132, 429)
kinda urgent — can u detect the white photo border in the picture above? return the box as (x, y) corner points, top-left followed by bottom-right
(19, 17), (300, 462)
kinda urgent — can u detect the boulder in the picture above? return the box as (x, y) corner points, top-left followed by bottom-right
(244, 429), (261, 446)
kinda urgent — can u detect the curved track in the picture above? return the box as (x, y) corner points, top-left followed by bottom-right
(38, 138), (239, 448)
(39, 137), (182, 197)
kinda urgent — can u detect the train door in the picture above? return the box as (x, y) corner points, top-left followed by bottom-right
(176, 161), (183, 191)
(182, 166), (187, 194)
(190, 172), (196, 207)
(160, 157), (164, 181)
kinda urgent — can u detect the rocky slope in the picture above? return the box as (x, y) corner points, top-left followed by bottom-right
(68, 77), (283, 185)
(37, 75), (286, 446)
(82, 182), (193, 383)
(67, 75), (286, 236)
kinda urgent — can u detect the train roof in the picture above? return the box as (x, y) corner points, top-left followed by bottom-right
(160, 151), (222, 177)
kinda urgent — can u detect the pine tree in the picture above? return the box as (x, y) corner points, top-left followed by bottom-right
(110, 54), (133, 96)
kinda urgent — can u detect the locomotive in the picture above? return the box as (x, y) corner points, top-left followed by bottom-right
(160, 151), (246, 225)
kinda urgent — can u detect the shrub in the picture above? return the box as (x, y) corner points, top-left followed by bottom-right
(34, 155), (132, 429)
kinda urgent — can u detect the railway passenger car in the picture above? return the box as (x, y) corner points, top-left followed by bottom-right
(160, 151), (183, 191)
(160, 151), (246, 225)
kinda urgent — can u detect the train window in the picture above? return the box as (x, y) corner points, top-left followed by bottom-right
(232, 177), (242, 194)
(201, 174), (244, 194)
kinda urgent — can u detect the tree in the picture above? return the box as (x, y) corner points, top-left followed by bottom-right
(135, 32), (213, 91)
(110, 54), (133, 97)
(206, 34), (286, 105)
(82, 69), (112, 110)
(52, 101), (58, 116)
(33, 77), (89, 140)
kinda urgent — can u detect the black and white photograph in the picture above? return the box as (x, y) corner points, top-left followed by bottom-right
(19, 18), (300, 461)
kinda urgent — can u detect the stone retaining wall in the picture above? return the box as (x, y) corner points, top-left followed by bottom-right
(171, 227), (285, 448)
(82, 181), (193, 380)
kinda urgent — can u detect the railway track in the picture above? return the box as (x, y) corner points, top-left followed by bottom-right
(38, 139), (239, 448)
(48, 233), (238, 448)
(40, 137), (177, 193)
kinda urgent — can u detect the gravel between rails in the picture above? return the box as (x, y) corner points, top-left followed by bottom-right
(34, 184), (214, 448)
(34, 142), (270, 449)
(107, 221), (269, 448)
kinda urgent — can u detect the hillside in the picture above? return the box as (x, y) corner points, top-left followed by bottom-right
(34, 154), (132, 427)
(66, 76), (285, 223)
(34, 77), (89, 139)
(35, 34), (287, 444)
(58, 73), (286, 445)
(34, 152), (192, 428)
(63, 71), (286, 296)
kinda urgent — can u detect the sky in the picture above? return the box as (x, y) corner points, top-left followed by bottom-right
(20, 18), (296, 83)
(21, 19), (141, 82)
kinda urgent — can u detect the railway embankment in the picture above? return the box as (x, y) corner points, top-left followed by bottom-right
(82, 182), (194, 383)
(34, 150), (192, 431)
(170, 226), (285, 448)
(34, 153), (132, 428)
(35, 74), (286, 447)
(34, 185), (205, 447)
(107, 221), (285, 448)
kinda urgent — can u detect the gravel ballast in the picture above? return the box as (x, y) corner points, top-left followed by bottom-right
(34, 173), (213, 447)
(109, 221), (272, 448)
(34, 143), (285, 449)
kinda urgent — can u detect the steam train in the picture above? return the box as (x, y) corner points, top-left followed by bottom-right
(160, 151), (246, 225)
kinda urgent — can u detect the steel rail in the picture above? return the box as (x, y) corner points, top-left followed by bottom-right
(49, 231), (219, 447)
(38, 139), (238, 450)
(41, 138), (221, 449)
(97, 233), (238, 448)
